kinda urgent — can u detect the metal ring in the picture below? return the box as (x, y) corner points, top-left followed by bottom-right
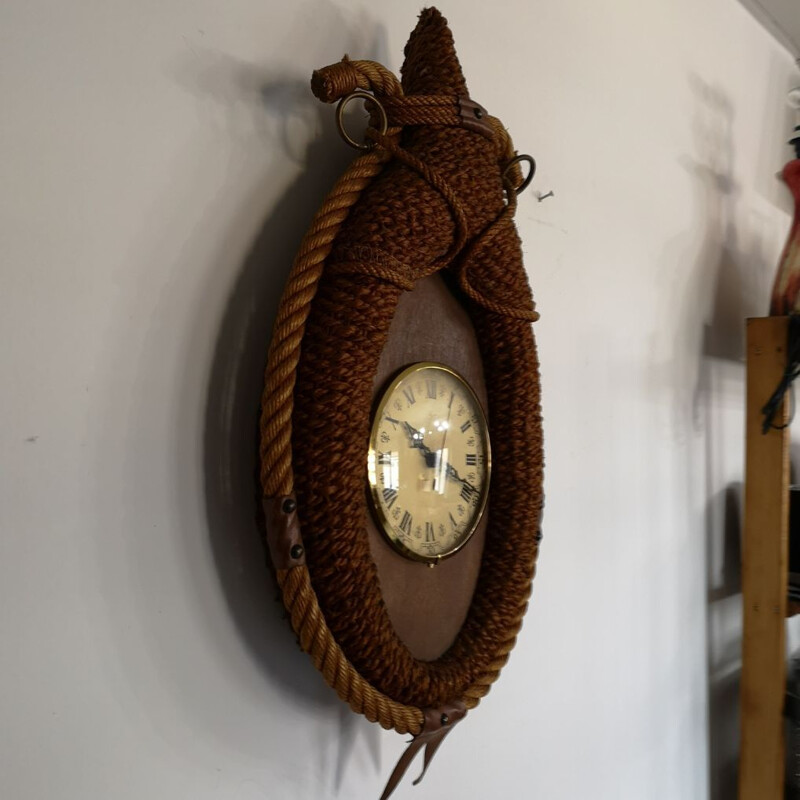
(503, 154), (536, 195)
(335, 91), (389, 151)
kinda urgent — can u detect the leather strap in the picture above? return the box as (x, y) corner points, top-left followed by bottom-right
(379, 702), (467, 800)
(380, 94), (495, 140)
(262, 494), (306, 570)
(457, 97), (493, 137)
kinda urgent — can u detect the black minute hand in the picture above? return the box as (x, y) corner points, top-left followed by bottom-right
(445, 462), (478, 493)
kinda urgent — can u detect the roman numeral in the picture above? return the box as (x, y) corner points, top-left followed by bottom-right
(449, 512), (458, 529)
(460, 484), (474, 503)
(382, 488), (398, 509)
(425, 521), (435, 542)
(399, 511), (412, 534)
(465, 453), (477, 466)
(460, 419), (472, 433)
(377, 452), (392, 465)
(426, 379), (437, 399)
(402, 387), (416, 406)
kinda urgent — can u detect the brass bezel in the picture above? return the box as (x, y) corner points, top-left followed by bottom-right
(367, 361), (492, 565)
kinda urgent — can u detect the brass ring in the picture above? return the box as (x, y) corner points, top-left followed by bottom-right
(503, 154), (536, 195)
(335, 91), (389, 150)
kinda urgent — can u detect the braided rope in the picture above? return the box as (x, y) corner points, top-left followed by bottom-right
(367, 129), (470, 271)
(260, 58), (537, 735)
(382, 94), (461, 127)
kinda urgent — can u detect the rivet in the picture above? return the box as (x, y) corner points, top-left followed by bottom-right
(440, 713), (449, 726)
(474, 107), (483, 119)
(282, 498), (297, 514)
(290, 544), (304, 560)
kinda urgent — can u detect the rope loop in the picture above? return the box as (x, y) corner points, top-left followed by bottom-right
(311, 56), (404, 103)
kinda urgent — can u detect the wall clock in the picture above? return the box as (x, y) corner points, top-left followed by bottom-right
(367, 362), (491, 566)
(259, 8), (544, 797)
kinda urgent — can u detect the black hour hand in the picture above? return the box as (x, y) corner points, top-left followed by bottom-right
(394, 419), (439, 467)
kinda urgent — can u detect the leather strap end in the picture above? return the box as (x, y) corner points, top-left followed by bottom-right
(262, 494), (306, 570)
(458, 96), (495, 139)
(379, 701), (467, 800)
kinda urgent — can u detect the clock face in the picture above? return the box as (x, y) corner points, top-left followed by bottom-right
(367, 362), (491, 564)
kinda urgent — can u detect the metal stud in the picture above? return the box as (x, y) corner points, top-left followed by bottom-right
(282, 497), (297, 514)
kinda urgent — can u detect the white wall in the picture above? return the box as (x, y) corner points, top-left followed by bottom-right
(1, 1), (797, 798)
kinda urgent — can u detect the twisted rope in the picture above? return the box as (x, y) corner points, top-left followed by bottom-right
(259, 151), (389, 495)
(311, 56), (403, 104)
(277, 566), (424, 733)
(260, 58), (427, 735)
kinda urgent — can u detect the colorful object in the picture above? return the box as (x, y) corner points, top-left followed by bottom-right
(770, 120), (800, 315)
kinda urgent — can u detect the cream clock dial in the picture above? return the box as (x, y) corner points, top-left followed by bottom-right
(367, 362), (491, 564)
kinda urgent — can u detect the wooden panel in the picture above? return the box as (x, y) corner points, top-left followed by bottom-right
(366, 274), (488, 662)
(739, 316), (790, 800)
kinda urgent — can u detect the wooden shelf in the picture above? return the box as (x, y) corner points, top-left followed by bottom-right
(739, 316), (791, 800)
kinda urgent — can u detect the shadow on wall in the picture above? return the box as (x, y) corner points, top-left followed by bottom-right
(654, 73), (778, 800)
(684, 75), (749, 800)
(201, 8), (388, 788)
(682, 74), (781, 800)
(686, 74), (772, 365)
(705, 483), (743, 800)
(652, 75), (773, 441)
(202, 87), (349, 708)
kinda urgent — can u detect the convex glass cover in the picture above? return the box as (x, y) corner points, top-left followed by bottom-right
(367, 362), (491, 563)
